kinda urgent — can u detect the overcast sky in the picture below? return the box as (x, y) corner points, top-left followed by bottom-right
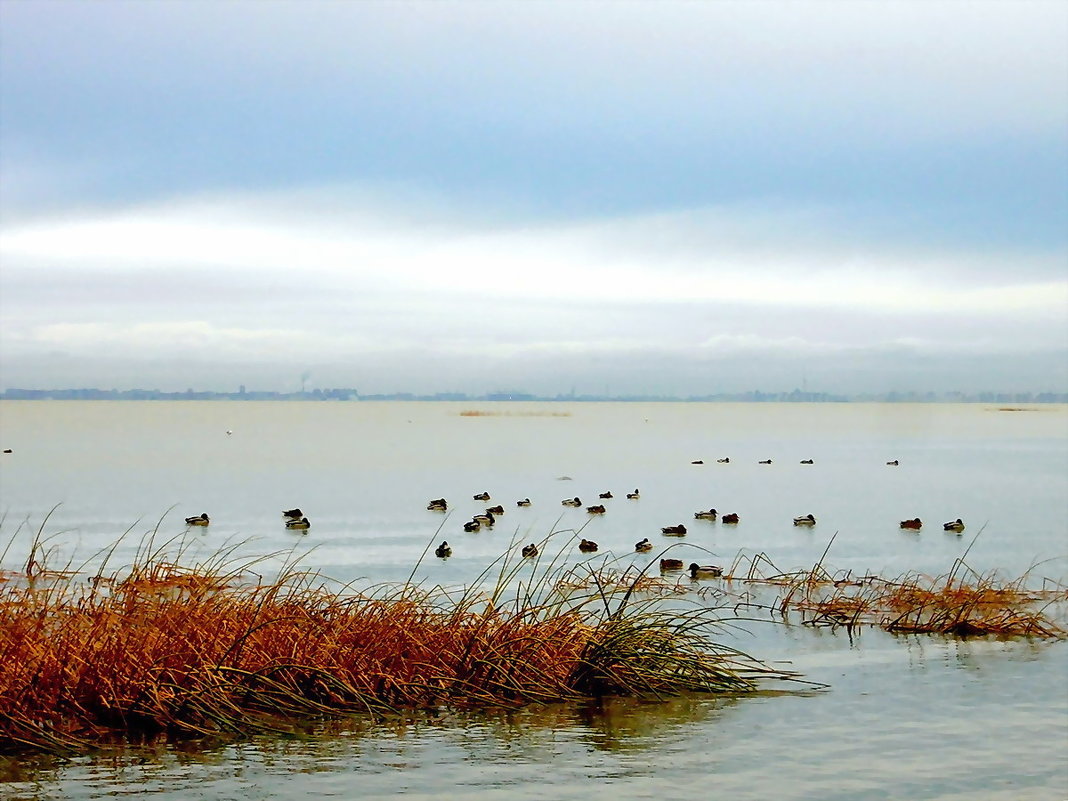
(1, 1), (1065, 396)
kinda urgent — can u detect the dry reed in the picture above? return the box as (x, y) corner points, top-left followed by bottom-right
(0, 521), (794, 755)
(723, 537), (1068, 638)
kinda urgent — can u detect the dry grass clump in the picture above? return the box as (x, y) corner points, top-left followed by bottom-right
(554, 565), (692, 597)
(0, 525), (794, 755)
(778, 571), (1066, 637)
(749, 540), (1068, 638)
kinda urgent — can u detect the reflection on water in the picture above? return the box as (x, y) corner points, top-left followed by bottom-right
(0, 696), (743, 800)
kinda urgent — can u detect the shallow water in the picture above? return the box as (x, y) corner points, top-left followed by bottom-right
(1, 401), (1066, 800)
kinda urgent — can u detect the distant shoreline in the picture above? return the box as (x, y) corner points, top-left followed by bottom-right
(2, 388), (1065, 404)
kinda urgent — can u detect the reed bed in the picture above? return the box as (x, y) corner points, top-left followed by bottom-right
(0, 527), (794, 755)
(559, 547), (1068, 638)
(724, 544), (1068, 638)
(780, 570), (1067, 636)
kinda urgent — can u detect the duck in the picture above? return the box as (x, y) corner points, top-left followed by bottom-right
(578, 539), (599, 553)
(634, 538), (654, 553)
(659, 558), (684, 571)
(473, 491), (491, 501)
(793, 514), (817, 526)
(688, 563), (724, 579)
(486, 504), (505, 515)
(758, 459), (772, 465)
(721, 513), (740, 525)
(886, 460), (899, 466)
(516, 498), (532, 507)
(694, 508), (718, 520)
(943, 518), (965, 533)
(472, 511), (495, 527)
(626, 489), (640, 499)
(562, 497), (582, 507)
(900, 518), (922, 530)
(799, 459), (814, 465)
(285, 517), (311, 530)
(716, 457), (730, 463)
(282, 508), (303, 518)
(185, 513), (210, 526)
(661, 524), (687, 536)
(586, 504), (606, 514)
(434, 541), (452, 558)
(691, 459), (704, 465)
(426, 499), (447, 511)
(521, 543), (539, 558)
(463, 520), (481, 532)
(598, 491), (613, 499)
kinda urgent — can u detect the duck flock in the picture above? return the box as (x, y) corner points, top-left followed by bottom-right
(416, 458), (968, 576)
(181, 458), (967, 580)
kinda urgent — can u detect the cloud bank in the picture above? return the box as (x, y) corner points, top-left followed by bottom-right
(1, 1), (1064, 394)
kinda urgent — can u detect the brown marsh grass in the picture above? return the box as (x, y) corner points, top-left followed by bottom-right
(721, 536), (1068, 638)
(0, 515), (795, 755)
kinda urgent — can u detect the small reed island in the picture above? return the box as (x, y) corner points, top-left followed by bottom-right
(0, 524), (799, 755)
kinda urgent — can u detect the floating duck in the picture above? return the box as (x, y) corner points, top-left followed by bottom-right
(473, 491), (491, 501)
(659, 558), (684, 571)
(887, 460), (899, 466)
(434, 541), (452, 558)
(486, 504), (504, 515)
(426, 499), (447, 511)
(793, 514), (817, 527)
(758, 459), (772, 465)
(634, 538), (653, 552)
(661, 524), (687, 536)
(562, 497), (582, 507)
(694, 509), (718, 520)
(626, 489), (640, 499)
(599, 491), (613, 499)
(586, 504), (606, 514)
(721, 513), (740, 525)
(516, 498), (532, 507)
(463, 520), (481, 532)
(283, 508), (303, 518)
(943, 518), (965, 533)
(900, 518), (922, 530)
(185, 513), (209, 526)
(799, 459), (814, 465)
(716, 457), (729, 463)
(285, 517), (310, 530)
(521, 543), (539, 558)
(691, 460), (704, 465)
(472, 511), (495, 527)
(688, 563), (724, 579)
(578, 539), (599, 553)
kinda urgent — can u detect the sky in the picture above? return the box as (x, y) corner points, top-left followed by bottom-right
(1, 0), (1066, 397)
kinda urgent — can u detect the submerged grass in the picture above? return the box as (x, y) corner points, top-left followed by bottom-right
(0, 518), (798, 755)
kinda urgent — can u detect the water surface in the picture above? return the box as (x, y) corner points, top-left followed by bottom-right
(1, 401), (1065, 800)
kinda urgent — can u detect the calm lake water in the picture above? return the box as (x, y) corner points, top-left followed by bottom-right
(1, 401), (1066, 800)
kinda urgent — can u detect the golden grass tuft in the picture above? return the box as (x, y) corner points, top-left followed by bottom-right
(0, 524), (795, 754)
(725, 542), (1068, 638)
